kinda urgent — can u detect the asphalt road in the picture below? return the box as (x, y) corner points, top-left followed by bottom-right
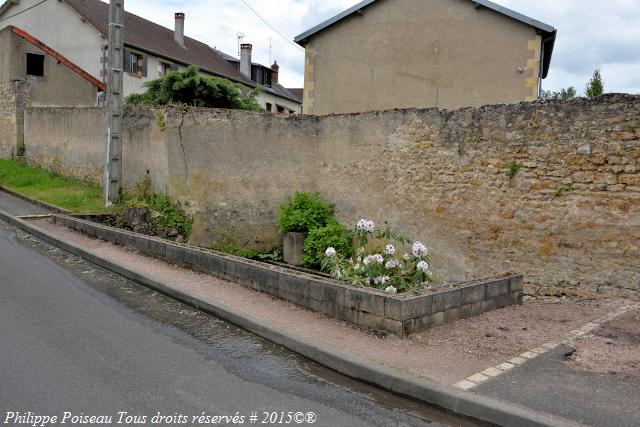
(0, 219), (477, 427)
(474, 345), (640, 427)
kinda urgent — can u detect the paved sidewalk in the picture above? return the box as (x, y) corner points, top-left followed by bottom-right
(473, 341), (640, 427)
(31, 218), (627, 386)
(0, 189), (51, 216)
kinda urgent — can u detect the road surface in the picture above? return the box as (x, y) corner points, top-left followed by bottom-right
(0, 218), (477, 427)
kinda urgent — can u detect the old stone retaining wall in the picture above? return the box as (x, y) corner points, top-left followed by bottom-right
(20, 94), (640, 298)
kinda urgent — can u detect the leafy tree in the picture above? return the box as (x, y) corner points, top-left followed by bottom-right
(585, 68), (604, 97)
(125, 65), (262, 110)
(542, 87), (577, 100)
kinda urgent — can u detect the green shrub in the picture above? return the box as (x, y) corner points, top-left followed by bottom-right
(122, 176), (192, 240)
(303, 221), (353, 268)
(125, 65), (262, 111)
(148, 194), (192, 239)
(278, 192), (335, 233)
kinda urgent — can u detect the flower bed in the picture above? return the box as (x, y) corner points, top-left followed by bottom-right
(51, 214), (523, 336)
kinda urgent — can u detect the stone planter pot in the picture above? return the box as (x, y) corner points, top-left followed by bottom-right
(283, 231), (307, 266)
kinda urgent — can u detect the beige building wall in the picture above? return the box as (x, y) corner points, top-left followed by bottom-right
(303, 0), (542, 115)
(0, 0), (105, 79)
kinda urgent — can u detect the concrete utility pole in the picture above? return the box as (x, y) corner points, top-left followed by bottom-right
(104, 0), (125, 206)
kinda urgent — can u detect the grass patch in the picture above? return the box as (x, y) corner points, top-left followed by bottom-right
(0, 159), (112, 213)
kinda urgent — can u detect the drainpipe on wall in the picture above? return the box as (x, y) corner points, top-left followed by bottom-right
(538, 34), (554, 97)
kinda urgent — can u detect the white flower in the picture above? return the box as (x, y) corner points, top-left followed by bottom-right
(356, 219), (375, 233)
(385, 259), (400, 269)
(365, 277), (371, 286)
(374, 275), (391, 285)
(403, 253), (411, 261)
(363, 253), (384, 265)
(354, 263), (361, 271)
(417, 261), (430, 273)
(412, 241), (429, 258)
(385, 285), (398, 294)
(325, 247), (337, 257)
(385, 244), (396, 255)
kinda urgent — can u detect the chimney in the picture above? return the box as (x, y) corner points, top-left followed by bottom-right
(240, 43), (252, 78)
(174, 12), (185, 47)
(271, 61), (279, 84)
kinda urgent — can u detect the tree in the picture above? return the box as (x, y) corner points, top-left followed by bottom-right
(542, 86), (577, 100)
(125, 65), (262, 111)
(585, 68), (604, 97)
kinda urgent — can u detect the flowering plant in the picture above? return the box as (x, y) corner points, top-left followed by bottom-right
(322, 219), (435, 294)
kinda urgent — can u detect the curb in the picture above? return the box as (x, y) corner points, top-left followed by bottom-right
(0, 209), (582, 427)
(0, 185), (70, 214)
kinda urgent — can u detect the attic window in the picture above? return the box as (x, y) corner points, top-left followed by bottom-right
(26, 53), (45, 76)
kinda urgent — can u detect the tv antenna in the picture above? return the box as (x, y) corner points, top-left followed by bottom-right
(237, 32), (245, 57)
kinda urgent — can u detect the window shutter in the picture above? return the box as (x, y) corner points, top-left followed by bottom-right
(141, 55), (148, 77)
(123, 49), (131, 73)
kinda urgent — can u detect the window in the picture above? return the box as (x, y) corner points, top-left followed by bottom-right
(265, 102), (272, 112)
(276, 105), (285, 113)
(26, 53), (45, 76)
(124, 49), (147, 77)
(159, 62), (172, 77)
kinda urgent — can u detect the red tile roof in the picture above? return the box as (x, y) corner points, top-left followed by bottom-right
(63, 0), (255, 86)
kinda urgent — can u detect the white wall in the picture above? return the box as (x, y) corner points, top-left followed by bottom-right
(258, 92), (302, 114)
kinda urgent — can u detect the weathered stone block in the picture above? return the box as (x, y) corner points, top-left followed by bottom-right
(344, 288), (385, 316)
(432, 290), (461, 313)
(460, 283), (486, 304)
(359, 312), (404, 336)
(509, 275), (523, 293)
(283, 232), (306, 266)
(429, 311), (445, 327)
(147, 239), (167, 258)
(486, 278), (510, 298)
(444, 307), (461, 323)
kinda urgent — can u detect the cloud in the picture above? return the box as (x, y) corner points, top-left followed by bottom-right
(123, 0), (640, 93)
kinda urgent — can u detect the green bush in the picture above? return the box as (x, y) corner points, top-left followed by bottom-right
(122, 176), (192, 240)
(303, 221), (353, 268)
(125, 65), (262, 111)
(278, 192), (335, 233)
(147, 194), (192, 239)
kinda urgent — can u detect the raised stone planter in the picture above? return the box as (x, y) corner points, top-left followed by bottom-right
(282, 231), (306, 266)
(52, 215), (523, 336)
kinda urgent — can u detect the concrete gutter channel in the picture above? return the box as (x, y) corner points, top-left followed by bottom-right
(0, 208), (581, 427)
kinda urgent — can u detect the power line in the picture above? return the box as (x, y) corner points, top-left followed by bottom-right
(238, 0), (304, 52)
(0, 0), (50, 21)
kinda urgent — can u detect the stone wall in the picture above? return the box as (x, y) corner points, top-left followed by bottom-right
(21, 94), (640, 299)
(0, 81), (28, 158)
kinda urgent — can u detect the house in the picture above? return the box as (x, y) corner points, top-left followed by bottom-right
(294, 0), (557, 115)
(0, 26), (104, 158)
(0, 0), (301, 113)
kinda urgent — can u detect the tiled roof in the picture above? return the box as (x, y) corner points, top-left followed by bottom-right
(63, 0), (255, 86)
(265, 83), (302, 104)
(286, 88), (304, 103)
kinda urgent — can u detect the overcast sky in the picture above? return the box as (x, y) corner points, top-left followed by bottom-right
(123, 0), (640, 94)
